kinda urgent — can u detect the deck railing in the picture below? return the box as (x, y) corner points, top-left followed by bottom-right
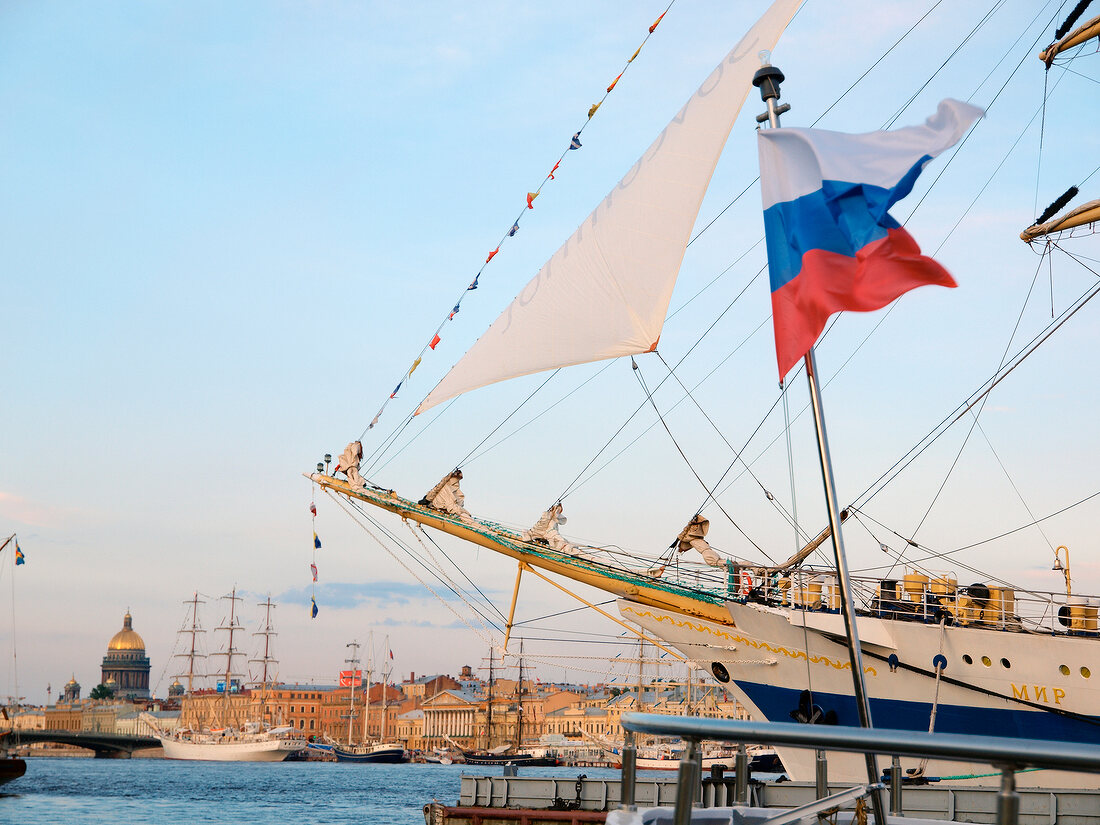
(617, 712), (1100, 825)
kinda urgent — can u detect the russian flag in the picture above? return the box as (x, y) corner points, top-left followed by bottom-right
(760, 99), (983, 380)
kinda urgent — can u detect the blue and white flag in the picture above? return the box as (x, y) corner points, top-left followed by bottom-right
(569, 132), (582, 150)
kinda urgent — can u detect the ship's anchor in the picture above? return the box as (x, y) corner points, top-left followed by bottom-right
(789, 689), (838, 725)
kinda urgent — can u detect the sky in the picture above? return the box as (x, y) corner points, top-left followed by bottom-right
(3, 0), (1100, 705)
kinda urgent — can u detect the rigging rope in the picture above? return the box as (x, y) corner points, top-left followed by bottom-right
(630, 355), (772, 561)
(326, 489), (499, 647)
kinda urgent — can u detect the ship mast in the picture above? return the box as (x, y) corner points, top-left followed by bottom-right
(344, 639), (361, 745)
(173, 591), (206, 695)
(210, 587), (244, 726)
(380, 635), (391, 742)
(362, 630), (374, 742)
(752, 58), (885, 825)
(249, 595), (278, 688)
(515, 638), (524, 748)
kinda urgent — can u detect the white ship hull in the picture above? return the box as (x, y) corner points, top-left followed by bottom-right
(158, 734), (306, 762)
(618, 599), (1100, 788)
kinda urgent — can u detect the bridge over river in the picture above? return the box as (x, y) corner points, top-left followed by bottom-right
(1, 730), (161, 758)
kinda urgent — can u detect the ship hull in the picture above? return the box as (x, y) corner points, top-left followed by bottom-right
(332, 744), (408, 763)
(463, 752), (559, 767)
(618, 598), (1100, 787)
(158, 735), (306, 762)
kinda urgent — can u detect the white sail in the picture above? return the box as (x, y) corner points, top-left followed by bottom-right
(416, 0), (803, 415)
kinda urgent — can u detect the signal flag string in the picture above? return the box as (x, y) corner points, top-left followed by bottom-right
(358, 2), (679, 442)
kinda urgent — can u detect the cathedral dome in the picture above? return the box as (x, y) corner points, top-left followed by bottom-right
(107, 611), (146, 652)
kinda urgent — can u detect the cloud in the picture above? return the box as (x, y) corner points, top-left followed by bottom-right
(274, 579), (457, 610)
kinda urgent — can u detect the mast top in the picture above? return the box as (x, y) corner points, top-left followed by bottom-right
(753, 56), (789, 127)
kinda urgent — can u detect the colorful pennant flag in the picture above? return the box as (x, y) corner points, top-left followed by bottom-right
(430, 333), (441, 350)
(448, 305), (460, 320)
(390, 382), (401, 398)
(486, 247), (499, 263)
(526, 192), (538, 209)
(314, 532), (322, 549)
(410, 356), (422, 374)
(15, 541), (24, 566)
(570, 133), (582, 150)
(389, 649), (394, 660)
(607, 72), (623, 93)
(549, 161), (560, 180)
(629, 47), (641, 63)
(309, 502), (317, 516)
(649, 11), (666, 33)
(468, 275), (479, 290)
(369, 412), (381, 430)
(311, 597), (318, 619)
(509, 222), (519, 236)
(588, 103), (600, 118)
(311, 563), (318, 582)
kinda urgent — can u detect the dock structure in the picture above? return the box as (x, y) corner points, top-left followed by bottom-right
(425, 775), (1100, 825)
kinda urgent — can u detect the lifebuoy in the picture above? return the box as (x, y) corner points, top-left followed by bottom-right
(739, 570), (753, 595)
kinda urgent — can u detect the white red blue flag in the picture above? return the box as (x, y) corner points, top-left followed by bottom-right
(759, 99), (982, 380)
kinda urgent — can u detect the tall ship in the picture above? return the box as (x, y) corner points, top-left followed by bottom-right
(149, 590), (306, 762)
(308, 0), (1100, 788)
(461, 643), (558, 767)
(331, 636), (407, 763)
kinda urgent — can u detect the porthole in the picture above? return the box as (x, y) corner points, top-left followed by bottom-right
(962, 654), (973, 665)
(1082, 666), (1092, 679)
(1060, 665), (1070, 676)
(711, 662), (731, 683)
(1000, 658), (1011, 669)
(981, 656), (992, 667)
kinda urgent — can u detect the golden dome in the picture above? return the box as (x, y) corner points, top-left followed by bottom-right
(107, 611), (146, 652)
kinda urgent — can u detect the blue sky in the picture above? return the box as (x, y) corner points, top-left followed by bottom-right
(3, 0), (1099, 703)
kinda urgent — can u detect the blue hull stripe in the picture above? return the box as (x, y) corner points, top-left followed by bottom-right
(734, 681), (1100, 745)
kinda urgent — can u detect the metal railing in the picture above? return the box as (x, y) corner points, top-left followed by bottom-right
(618, 712), (1100, 825)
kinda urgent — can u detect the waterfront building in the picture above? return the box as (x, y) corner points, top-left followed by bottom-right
(394, 707), (424, 751)
(100, 611), (151, 700)
(62, 676), (81, 704)
(421, 688), (480, 748)
(265, 685), (336, 734)
(44, 703), (83, 731)
(168, 679), (184, 699)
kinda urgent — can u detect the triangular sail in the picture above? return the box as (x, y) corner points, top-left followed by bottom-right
(416, 0), (803, 415)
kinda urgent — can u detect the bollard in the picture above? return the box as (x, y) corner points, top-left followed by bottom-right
(735, 744), (749, 805)
(620, 731), (637, 811)
(673, 739), (700, 825)
(710, 765), (726, 807)
(815, 749), (828, 800)
(890, 755), (902, 816)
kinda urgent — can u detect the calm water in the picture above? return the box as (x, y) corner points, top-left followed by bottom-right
(0, 758), (627, 825)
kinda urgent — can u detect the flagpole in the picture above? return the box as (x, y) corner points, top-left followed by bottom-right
(753, 60), (885, 823)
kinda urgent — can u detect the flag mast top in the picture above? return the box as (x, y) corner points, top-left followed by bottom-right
(752, 58), (886, 823)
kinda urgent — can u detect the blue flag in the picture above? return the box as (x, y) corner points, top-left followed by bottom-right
(467, 275), (479, 291)
(311, 597), (318, 618)
(15, 540), (24, 566)
(569, 132), (582, 150)
(314, 532), (322, 549)
(509, 223), (519, 237)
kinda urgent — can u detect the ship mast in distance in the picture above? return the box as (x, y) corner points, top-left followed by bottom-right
(173, 592), (207, 695)
(250, 595), (279, 689)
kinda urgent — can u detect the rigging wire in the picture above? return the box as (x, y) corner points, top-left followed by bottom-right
(854, 251), (1100, 510)
(454, 370), (562, 469)
(327, 489), (504, 642)
(630, 355), (773, 561)
(904, 0), (1071, 223)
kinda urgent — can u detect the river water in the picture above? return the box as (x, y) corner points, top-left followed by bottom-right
(0, 758), (626, 825)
